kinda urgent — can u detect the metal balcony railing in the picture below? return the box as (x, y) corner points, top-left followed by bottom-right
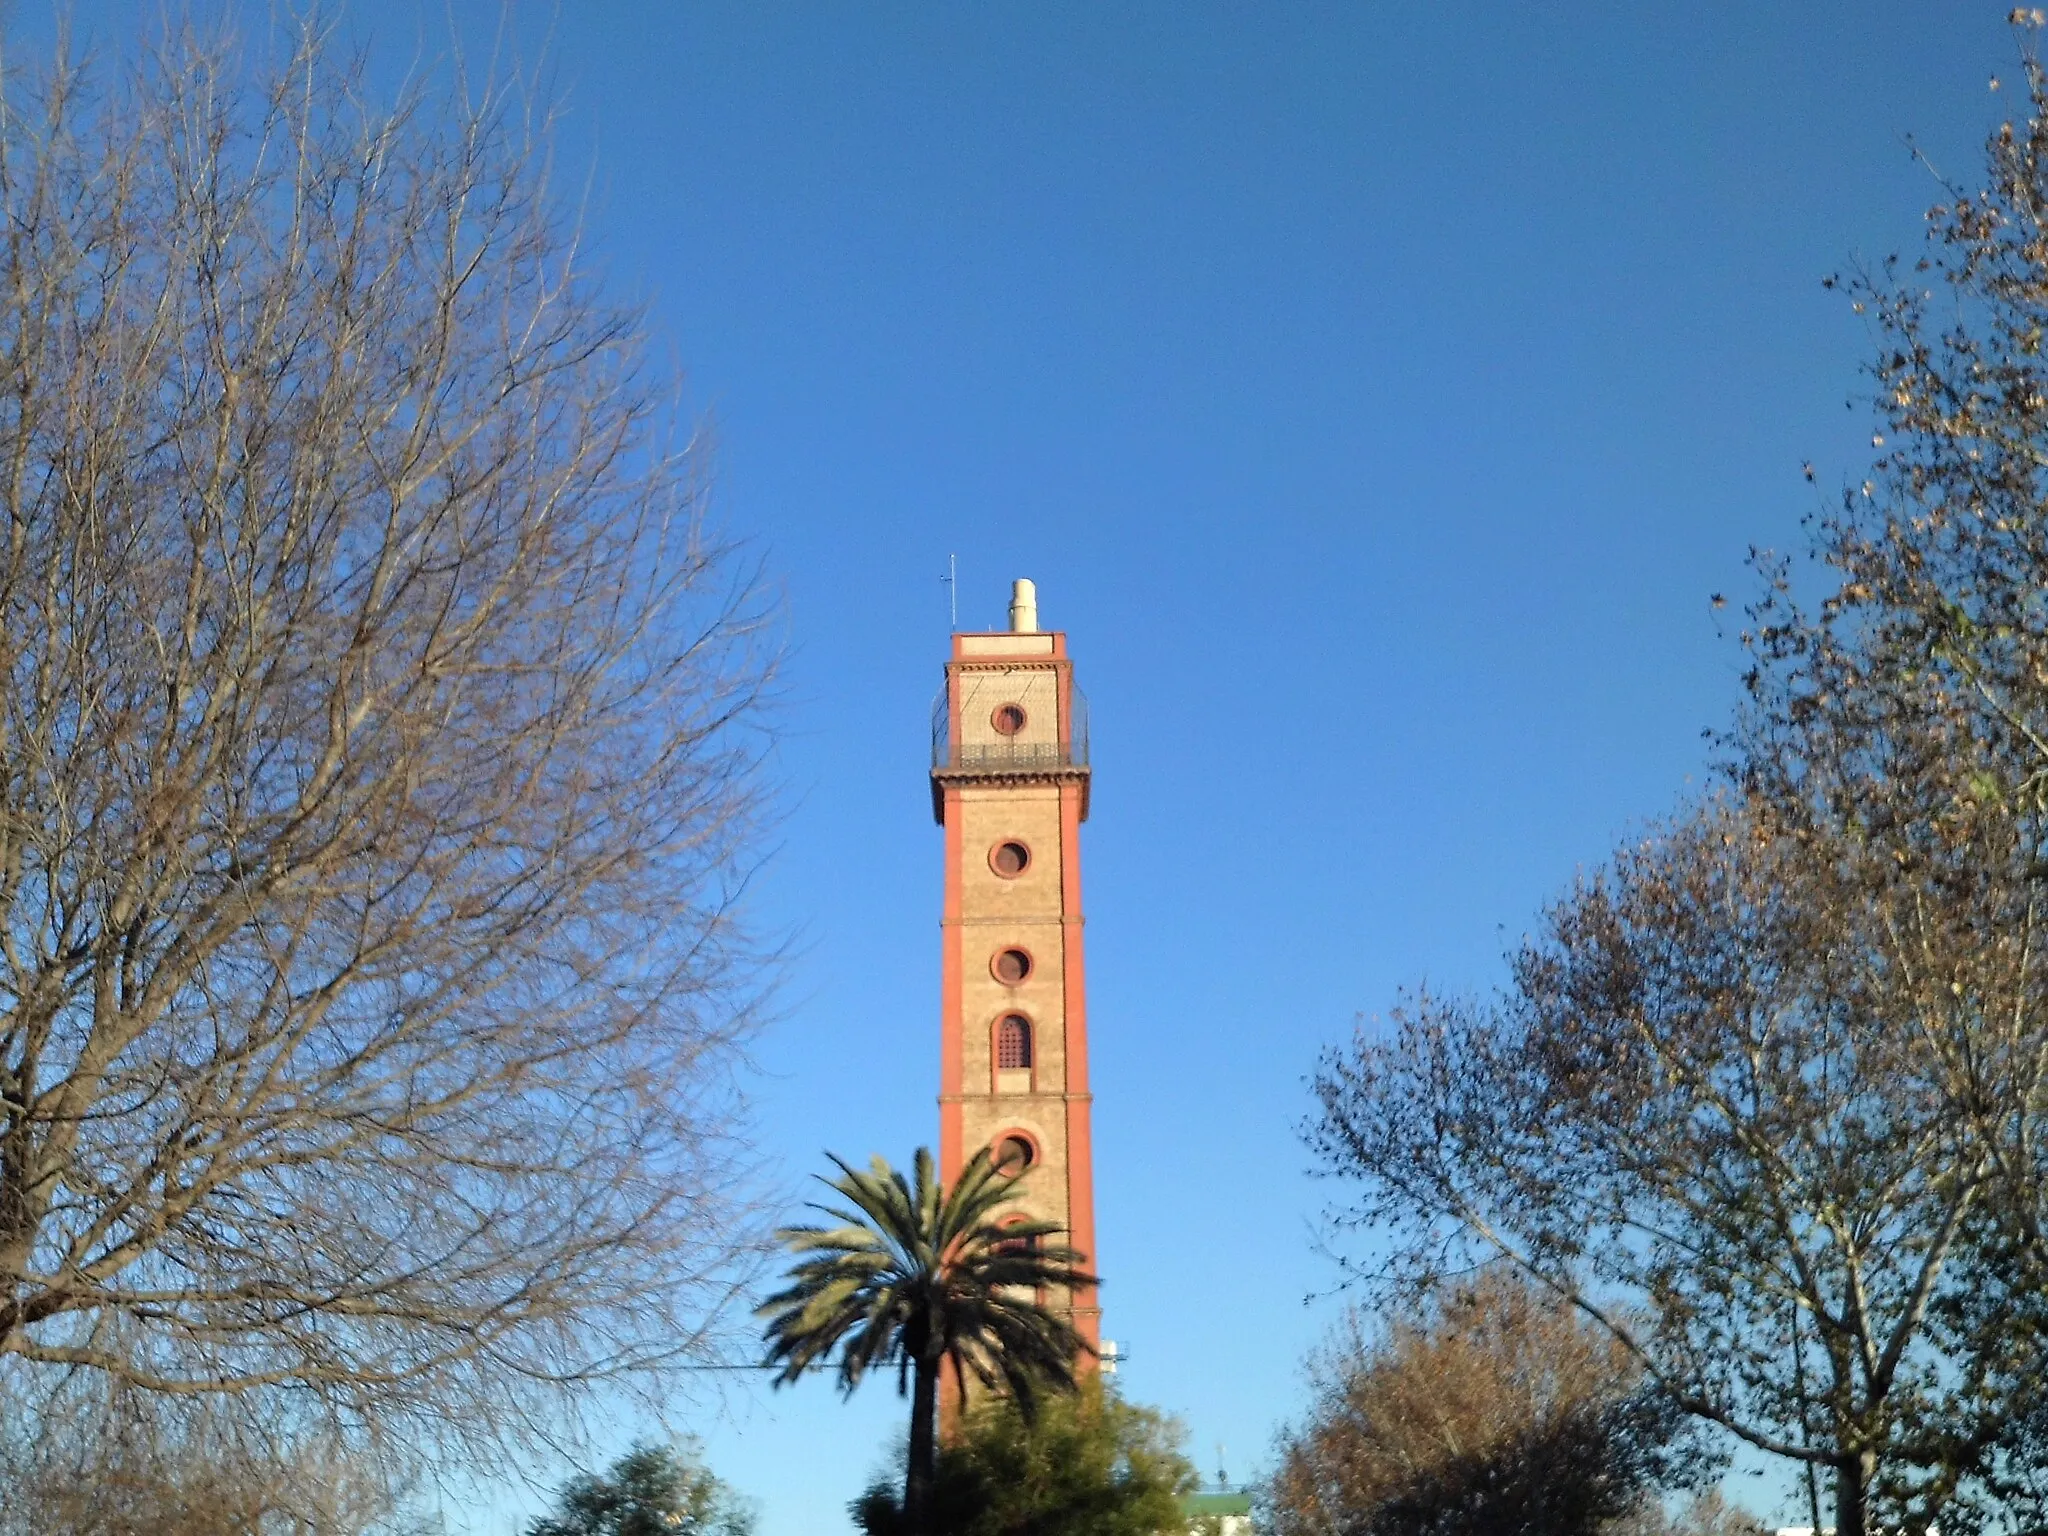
(931, 684), (1090, 772)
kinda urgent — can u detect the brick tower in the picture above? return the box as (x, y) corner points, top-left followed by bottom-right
(931, 578), (1099, 1355)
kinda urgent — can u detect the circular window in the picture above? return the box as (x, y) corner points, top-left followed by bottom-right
(992, 948), (1033, 985)
(993, 1135), (1036, 1175)
(989, 840), (1031, 878)
(991, 703), (1027, 736)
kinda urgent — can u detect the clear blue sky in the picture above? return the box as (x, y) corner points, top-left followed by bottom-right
(27, 3), (2029, 1530)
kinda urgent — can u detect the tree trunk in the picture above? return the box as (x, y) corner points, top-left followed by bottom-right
(1835, 1449), (1873, 1536)
(905, 1354), (938, 1535)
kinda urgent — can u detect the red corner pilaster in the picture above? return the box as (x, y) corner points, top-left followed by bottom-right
(1059, 778), (1099, 1354)
(940, 783), (964, 1183)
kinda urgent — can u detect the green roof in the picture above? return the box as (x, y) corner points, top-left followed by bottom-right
(1182, 1491), (1254, 1515)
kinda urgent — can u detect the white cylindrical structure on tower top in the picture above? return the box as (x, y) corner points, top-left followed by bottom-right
(1008, 578), (1038, 633)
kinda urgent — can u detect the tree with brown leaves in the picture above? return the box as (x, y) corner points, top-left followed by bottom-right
(1736, 18), (2048, 1319)
(1308, 798), (2032, 1536)
(1312, 20), (2048, 1536)
(1267, 1269), (1717, 1536)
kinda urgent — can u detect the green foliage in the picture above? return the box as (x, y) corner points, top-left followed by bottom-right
(526, 1443), (752, 1536)
(849, 1379), (1198, 1536)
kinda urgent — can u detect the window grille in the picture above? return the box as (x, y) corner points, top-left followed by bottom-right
(997, 1015), (1033, 1070)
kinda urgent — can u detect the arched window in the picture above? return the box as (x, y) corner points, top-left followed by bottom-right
(996, 1015), (1033, 1070)
(994, 1135), (1036, 1175)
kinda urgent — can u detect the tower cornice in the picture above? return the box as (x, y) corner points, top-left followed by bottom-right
(928, 764), (1091, 823)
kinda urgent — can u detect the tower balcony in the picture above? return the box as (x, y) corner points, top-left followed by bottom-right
(930, 683), (1091, 822)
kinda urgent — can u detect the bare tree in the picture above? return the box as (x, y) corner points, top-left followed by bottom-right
(0, 9), (774, 1465)
(1265, 1268), (1710, 1536)
(1604, 1492), (1771, 1536)
(0, 1381), (427, 1536)
(1308, 800), (2029, 1536)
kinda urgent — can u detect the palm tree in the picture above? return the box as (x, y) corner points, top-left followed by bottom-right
(759, 1146), (1098, 1532)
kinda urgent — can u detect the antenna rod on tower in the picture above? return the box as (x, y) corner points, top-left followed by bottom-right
(943, 553), (957, 630)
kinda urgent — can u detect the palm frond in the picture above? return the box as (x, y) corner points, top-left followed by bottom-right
(759, 1145), (1100, 1412)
